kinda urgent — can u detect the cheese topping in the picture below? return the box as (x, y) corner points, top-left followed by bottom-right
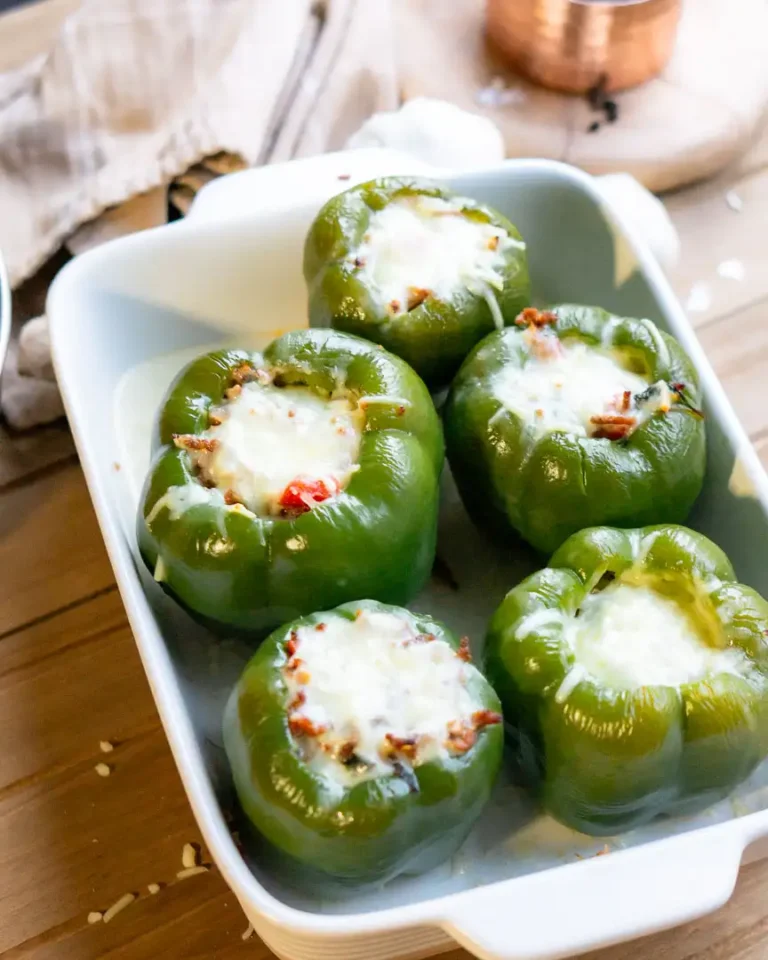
(284, 609), (495, 786)
(561, 582), (746, 691)
(353, 194), (522, 317)
(492, 335), (672, 439)
(188, 382), (363, 516)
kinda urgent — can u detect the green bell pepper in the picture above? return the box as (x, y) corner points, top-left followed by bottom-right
(223, 600), (504, 884)
(485, 524), (768, 835)
(444, 304), (706, 554)
(137, 329), (443, 635)
(304, 176), (530, 390)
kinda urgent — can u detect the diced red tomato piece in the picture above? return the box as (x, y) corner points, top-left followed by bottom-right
(279, 477), (339, 515)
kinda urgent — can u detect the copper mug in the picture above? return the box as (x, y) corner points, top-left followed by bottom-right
(486, 0), (682, 94)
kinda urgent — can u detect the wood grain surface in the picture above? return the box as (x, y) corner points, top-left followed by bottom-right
(3, 2), (768, 959)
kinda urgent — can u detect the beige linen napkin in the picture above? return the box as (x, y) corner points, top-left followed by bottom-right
(0, 0), (318, 288)
(0, 0), (397, 432)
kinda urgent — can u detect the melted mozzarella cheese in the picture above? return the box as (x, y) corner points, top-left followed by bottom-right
(193, 383), (363, 515)
(562, 582), (745, 691)
(285, 609), (480, 785)
(354, 194), (522, 316)
(493, 338), (651, 438)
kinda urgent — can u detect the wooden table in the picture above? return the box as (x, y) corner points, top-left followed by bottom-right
(4, 3), (768, 959)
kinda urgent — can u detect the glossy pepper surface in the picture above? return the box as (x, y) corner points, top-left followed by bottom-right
(444, 304), (706, 554)
(484, 525), (768, 835)
(303, 176), (530, 390)
(223, 600), (504, 884)
(138, 329), (443, 635)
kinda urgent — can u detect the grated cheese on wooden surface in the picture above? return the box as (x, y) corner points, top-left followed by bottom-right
(181, 842), (199, 869)
(242, 922), (254, 941)
(147, 883), (161, 895)
(87, 912), (103, 924)
(94, 763), (112, 777)
(102, 893), (136, 923)
(99, 740), (114, 753)
(176, 865), (209, 880)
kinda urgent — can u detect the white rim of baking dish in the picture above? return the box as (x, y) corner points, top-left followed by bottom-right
(48, 151), (768, 960)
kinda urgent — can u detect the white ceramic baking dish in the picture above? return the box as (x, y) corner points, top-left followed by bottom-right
(48, 149), (768, 960)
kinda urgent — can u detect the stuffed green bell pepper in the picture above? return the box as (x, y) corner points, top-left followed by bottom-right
(485, 524), (768, 835)
(223, 599), (503, 883)
(303, 176), (530, 390)
(444, 304), (706, 554)
(137, 329), (443, 634)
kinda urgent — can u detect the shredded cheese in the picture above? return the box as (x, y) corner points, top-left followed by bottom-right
(492, 334), (676, 441)
(190, 383), (363, 516)
(283, 609), (495, 787)
(562, 582), (746, 691)
(353, 194), (521, 316)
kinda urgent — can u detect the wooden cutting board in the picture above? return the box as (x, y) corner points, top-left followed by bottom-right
(395, 0), (768, 192)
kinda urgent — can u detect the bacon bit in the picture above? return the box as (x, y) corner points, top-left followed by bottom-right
(412, 632), (436, 644)
(353, 257), (366, 268)
(620, 390), (632, 413)
(670, 381), (686, 393)
(384, 733), (418, 759)
(592, 423), (634, 441)
(526, 326), (563, 360)
(315, 622), (327, 632)
(590, 413), (636, 441)
(590, 414), (636, 426)
(446, 721), (476, 753)
(487, 235), (500, 251)
(535, 408), (544, 418)
(289, 689), (306, 711)
(407, 287), (431, 311)
(396, 405), (406, 416)
(279, 477), (339, 515)
(288, 409), (296, 418)
(286, 632), (299, 657)
(355, 609), (363, 620)
(388, 299), (402, 315)
(457, 636), (472, 662)
(224, 489), (242, 506)
(173, 434), (218, 453)
(231, 363), (256, 385)
(515, 307), (558, 328)
(338, 740), (358, 763)
(209, 412), (223, 426)
(225, 384), (242, 400)
(289, 715), (325, 738)
(286, 656), (304, 673)
(472, 709), (503, 729)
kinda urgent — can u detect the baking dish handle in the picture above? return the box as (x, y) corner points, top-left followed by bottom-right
(440, 829), (743, 960)
(185, 148), (439, 226)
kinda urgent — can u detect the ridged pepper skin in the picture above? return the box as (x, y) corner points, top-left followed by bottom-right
(443, 304), (706, 555)
(137, 330), (443, 635)
(303, 177), (530, 390)
(484, 525), (768, 835)
(223, 600), (504, 884)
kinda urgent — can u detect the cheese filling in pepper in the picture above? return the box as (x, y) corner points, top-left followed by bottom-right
(353, 194), (521, 318)
(283, 609), (499, 786)
(558, 581), (747, 695)
(177, 377), (363, 517)
(493, 328), (674, 440)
